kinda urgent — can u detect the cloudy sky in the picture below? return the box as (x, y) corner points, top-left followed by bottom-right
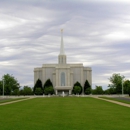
(0, 0), (130, 89)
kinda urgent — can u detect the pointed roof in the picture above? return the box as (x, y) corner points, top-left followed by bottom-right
(60, 29), (65, 55)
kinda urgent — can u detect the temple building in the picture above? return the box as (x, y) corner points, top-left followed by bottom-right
(34, 30), (92, 95)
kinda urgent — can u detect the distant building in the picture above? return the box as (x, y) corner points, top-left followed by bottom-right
(34, 30), (92, 95)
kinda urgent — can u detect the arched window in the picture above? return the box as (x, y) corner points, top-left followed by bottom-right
(61, 72), (65, 86)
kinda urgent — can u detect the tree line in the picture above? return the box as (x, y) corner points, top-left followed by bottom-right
(0, 73), (130, 96)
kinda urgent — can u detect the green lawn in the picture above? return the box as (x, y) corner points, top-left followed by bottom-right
(0, 97), (130, 130)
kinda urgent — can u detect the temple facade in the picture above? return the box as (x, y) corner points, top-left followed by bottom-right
(34, 30), (92, 95)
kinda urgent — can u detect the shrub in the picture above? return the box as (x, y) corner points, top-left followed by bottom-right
(35, 88), (43, 95)
(73, 86), (81, 94)
(44, 86), (54, 95)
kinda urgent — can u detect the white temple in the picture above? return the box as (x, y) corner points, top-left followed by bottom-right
(34, 30), (92, 95)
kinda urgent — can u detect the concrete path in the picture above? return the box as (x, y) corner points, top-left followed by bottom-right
(0, 97), (35, 106)
(93, 96), (130, 108)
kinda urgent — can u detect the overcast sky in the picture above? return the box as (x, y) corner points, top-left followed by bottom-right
(0, 0), (130, 89)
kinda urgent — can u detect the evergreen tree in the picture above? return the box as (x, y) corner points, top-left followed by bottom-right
(72, 82), (82, 94)
(33, 79), (43, 95)
(84, 80), (91, 95)
(73, 86), (81, 94)
(43, 79), (53, 88)
(43, 79), (54, 95)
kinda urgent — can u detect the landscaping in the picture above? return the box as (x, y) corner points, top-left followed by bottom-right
(0, 97), (130, 130)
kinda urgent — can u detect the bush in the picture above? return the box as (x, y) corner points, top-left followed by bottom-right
(73, 86), (81, 94)
(44, 86), (54, 95)
(35, 88), (43, 95)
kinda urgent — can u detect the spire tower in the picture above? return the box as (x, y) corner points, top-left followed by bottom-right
(60, 29), (65, 55)
(58, 29), (66, 64)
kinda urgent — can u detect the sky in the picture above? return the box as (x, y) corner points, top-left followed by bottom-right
(0, 0), (130, 90)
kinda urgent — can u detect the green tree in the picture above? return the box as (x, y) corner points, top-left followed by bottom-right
(85, 87), (91, 95)
(92, 86), (104, 95)
(73, 86), (81, 94)
(43, 79), (54, 95)
(33, 79), (43, 95)
(43, 79), (53, 88)
(44, 86), (54, 95)
(124, 80), (130, 96)
(0, 74), (20, 95)
(84, 80), (91, 95)
(22, 86), (33, 95)
(35, 88), (43, 95)
(108, 73), (125, 94)
(72, 82), (82, 94)
(12, 89), (20, 95)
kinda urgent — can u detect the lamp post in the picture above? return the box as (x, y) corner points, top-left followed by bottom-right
(3, 77), (4, 97)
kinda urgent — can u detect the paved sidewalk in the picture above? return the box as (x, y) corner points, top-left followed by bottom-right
(0, 97), (35, 106)
(93, 96), (130, 108)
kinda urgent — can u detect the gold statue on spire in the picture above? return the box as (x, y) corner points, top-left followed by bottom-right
(61, 29), (63, 32)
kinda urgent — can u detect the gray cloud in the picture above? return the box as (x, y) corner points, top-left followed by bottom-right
(0, 0), (130, 89)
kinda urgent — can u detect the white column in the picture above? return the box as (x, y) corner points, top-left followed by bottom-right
(56, 68), (58, 86)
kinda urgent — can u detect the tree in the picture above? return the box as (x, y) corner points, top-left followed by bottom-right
(35, 88), (43, 95)
(12, 89), (20, 95)
(73, 86), (81, 94)
(43, 79), (54, 95)
(108, 73), (125, 94)
(33, 79), (43, 95)
(72, 82), (82, 95)
(124, 80), (130, 96)
(0, 74), (20, 95)
(85, 87), (91, 95)
(43, 79), (53, 88)
(22, 86), (33, 95)
(92, 86), (104, 95)
(84, 80), (91, 95)
(44, 86), (54, 95)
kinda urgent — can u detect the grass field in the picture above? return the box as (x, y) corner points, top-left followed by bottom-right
(0, 97), (130, 130)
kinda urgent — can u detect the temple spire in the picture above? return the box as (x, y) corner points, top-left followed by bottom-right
(60, 29), (65, 55)
(58, 29), (66, 64)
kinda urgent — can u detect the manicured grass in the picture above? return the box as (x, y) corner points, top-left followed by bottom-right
(0, 97), (130, 130)
(99, 97), (130, 104)
(0, 97), (28, 104)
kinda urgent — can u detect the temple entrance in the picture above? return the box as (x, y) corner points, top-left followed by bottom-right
(57, 90), (69, 96)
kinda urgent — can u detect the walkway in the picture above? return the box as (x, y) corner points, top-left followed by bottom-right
(0, 97), (35, 106)
(93, 96), (130, 108)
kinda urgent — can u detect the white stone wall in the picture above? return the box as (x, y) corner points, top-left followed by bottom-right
(34, 68), (42, 85)
(34, 63), (92, 93)
(83, 67), (92, 87)
(71, 67), (81, 85)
